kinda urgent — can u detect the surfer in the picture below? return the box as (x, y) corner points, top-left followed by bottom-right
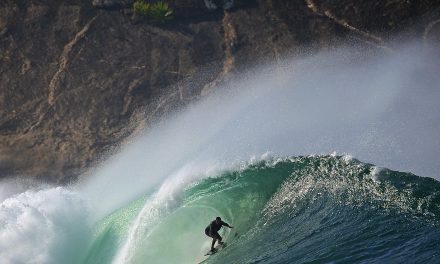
(205, 217), (233, 252)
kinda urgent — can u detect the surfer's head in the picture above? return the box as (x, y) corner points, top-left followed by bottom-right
(216, 216), (221, 223)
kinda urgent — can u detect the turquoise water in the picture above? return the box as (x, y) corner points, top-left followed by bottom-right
(83, 156), (440, 264)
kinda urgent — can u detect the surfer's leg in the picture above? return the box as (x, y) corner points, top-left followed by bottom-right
(212, 232), (223, 249)
(211, 238), (217, 250)
(215, 232), (223, 244)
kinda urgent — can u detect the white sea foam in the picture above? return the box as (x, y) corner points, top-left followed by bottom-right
(369, 166), (383, 183)
(0, 187), (90, 264)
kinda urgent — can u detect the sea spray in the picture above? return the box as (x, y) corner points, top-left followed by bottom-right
(0, 187), (91, 264)
(81, 43), (440, 221)
(78, 42), (440, 263)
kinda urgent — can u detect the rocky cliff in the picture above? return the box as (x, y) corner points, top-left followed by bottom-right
(1, 0), (439, 183)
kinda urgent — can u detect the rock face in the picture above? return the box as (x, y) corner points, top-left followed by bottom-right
(1, 0), (439, 183)
(92, 0), (133, 8)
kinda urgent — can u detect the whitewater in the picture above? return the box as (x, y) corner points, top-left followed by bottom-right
(1, 43), (440, 264)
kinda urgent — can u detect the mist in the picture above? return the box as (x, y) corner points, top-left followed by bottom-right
(79, 42), (440, 217)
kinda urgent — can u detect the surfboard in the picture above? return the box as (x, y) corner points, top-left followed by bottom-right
(204, 242), (227, 256)
(204, 249), (217, 256)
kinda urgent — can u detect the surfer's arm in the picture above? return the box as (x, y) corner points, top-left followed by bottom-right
(222, 221), (233, 228)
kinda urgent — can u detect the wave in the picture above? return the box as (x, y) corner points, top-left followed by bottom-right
(2, 43), (440, 264)
(84, 155), (440, 264)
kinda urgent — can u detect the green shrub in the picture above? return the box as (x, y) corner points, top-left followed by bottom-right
(133, 1), (151, 15)
(133, 0), (173, 22)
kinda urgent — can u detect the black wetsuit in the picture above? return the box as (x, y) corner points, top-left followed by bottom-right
(205, 220), (230, 239)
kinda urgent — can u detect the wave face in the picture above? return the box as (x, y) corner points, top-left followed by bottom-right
(83, 156), (440, 264)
